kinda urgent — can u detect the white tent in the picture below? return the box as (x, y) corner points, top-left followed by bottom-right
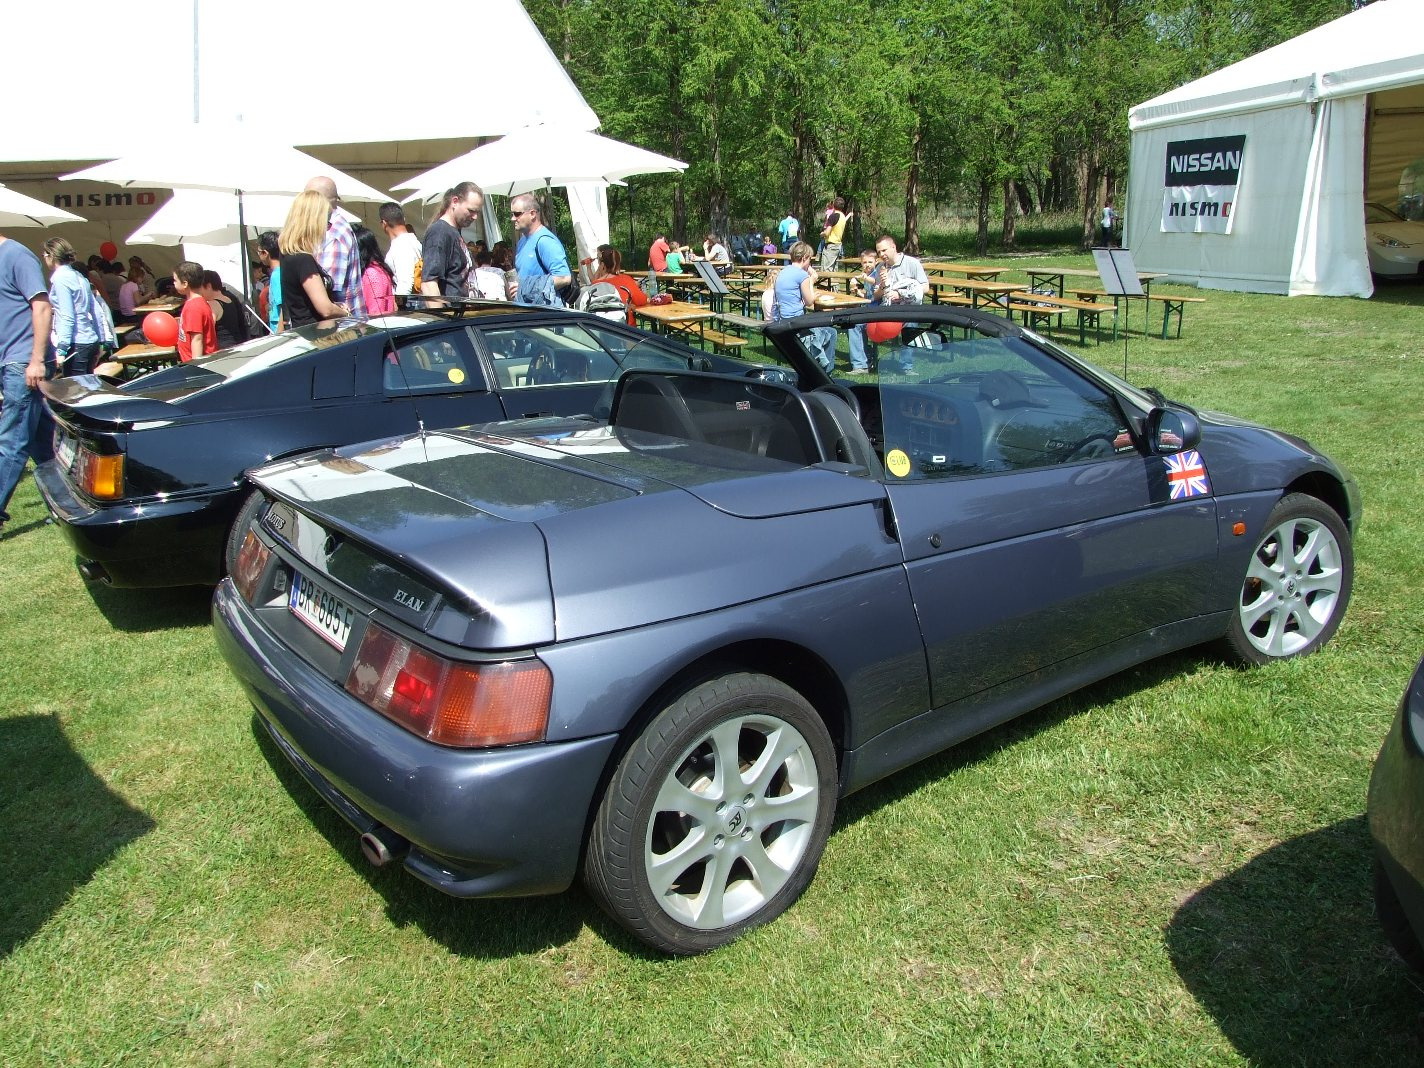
(1126, 0), (1424, 297)
(0, 0), (607, 270)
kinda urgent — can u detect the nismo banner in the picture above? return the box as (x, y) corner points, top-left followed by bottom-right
(1160, 134), (1245, 235)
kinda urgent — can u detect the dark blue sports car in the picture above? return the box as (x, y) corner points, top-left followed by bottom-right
(213, 305), (1359, 954)
(35, 304), (776, 588)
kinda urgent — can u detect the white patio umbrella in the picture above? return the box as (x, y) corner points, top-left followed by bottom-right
(0, 183), (86, 228)
(62, 124), (391, 294)
(61, 124), (391, 201)
(127, 190), (362, 246)
(394, 125), (687, 203)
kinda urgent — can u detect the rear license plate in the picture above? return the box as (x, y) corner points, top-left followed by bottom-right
(56, 433), (76, 472)
(288, 570), (356, 650)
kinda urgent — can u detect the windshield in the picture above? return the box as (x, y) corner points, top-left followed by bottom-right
(1367, 203), (1405, 224)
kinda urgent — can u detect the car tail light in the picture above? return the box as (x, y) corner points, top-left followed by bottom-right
(232, 530), (271, 602)
(75, 447), (124, 500)
(344, 622), (552, 748)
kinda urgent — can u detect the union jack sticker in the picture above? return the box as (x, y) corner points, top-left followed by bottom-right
(1164, 449), (1211, 499)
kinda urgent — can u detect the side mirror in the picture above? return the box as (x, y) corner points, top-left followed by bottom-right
(1146, 408), (1201, 454)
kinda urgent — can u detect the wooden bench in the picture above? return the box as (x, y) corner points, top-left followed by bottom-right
(1072, 289), (1206, 339)
(1006, 295), (1118, 345)
(667, 321), (749, 355)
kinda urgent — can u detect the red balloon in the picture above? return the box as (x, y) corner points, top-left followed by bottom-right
(865, 320), (903, 344)
(142, 311), (179, 347)
(99, 241), (118, 261)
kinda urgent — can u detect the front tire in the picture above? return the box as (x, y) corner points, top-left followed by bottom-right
(584, 673), (837, 955)
(1224, 493), (1352, 664)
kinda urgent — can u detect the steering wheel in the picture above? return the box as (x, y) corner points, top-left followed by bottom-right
(1064, 434), (1115, 461)
(810, 382), (861, 419)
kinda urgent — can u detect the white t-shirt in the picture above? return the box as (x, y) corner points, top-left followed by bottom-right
(385, 231), (423, 295)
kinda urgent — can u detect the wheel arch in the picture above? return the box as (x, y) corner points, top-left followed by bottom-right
(1283, 471), (1354, 532)
(576, 637), (850, 860)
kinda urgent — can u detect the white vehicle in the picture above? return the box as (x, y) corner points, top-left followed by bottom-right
(1366, 203), (1424, 277)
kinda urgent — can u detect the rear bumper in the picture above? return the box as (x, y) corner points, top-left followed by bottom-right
(212, 579), (617, 898)
(33, 460), (234, 587)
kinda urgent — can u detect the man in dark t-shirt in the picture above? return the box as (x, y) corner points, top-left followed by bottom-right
(421, 181), (485, 298)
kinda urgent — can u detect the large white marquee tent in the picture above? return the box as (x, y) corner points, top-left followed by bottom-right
(0, 0), (612, 273)
(1126, 0), (1424, 297)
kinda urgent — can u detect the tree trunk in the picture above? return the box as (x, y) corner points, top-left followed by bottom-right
(1078, 152), (1099, 250)
(1001, 178), (1019, 251)
(976, 178), (991, 256)
(904, 111), (923, 255)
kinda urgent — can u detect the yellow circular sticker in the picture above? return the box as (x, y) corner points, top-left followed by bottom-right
(886, 449), (911, 478)
(447, 367), (466, 384)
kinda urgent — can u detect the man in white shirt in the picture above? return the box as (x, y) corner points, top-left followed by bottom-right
(875, 234), (929, 375)
(380, 202), (423, 296)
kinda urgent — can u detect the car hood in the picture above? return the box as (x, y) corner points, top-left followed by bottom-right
(1368, 221), (1424, 246)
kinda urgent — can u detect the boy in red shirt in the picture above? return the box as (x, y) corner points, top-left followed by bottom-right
(173, 260), (216, 362)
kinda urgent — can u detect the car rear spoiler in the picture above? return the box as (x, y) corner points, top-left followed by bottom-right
(41, 374), (191, 431)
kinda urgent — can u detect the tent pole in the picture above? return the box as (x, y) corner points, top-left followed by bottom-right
(628, 181), (635, 260)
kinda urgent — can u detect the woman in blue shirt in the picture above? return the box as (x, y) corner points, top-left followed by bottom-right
(42, 237), (103, 376)
(773, 242), (836, 372)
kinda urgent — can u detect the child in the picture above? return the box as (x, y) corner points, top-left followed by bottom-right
(665, 244), (685, 274)
(173, 260), (216, 362)
(761, 235), (778, 255)
(852, 249), (881, 301)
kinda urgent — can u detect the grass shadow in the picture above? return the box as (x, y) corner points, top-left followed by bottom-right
(0, 714), (154, 957)
(836, 647), (1207, 829)
(1166, 816), (1424, 1065)
(1365, 280), (1424, 306)
(86, 581), (214, 633)
(248, 715), (591, 958)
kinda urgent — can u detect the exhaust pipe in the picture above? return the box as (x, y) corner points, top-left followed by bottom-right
(77, 559), (111, 583)
(359, 826), (409, 867)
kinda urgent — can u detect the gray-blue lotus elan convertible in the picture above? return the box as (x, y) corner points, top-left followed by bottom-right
(213, 304), (1359, 954)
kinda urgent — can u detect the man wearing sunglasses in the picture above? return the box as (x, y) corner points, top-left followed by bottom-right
(508, 193), (572, 307)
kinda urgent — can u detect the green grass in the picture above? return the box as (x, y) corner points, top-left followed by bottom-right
(3, 270), (1424, 1066)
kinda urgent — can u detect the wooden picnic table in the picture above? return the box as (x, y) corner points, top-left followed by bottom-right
(812, 291), (869, 310)
(636, 300), (750, 355)
(922, 262), (1008, 280)
(933, 278), (1027, 310)
(815, 270), (862, 293)
(754, 253), (789, 263)
(133, 299), (182, 315)
(97, 342), (179, 378)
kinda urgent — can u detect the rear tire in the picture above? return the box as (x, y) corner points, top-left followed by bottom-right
(584, 672), (837, 955)
(224, 487), (267, 576)
(1223, 493), (1352, 665)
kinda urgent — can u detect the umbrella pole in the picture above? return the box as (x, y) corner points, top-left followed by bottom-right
(237, 190), (252, 302)
(627, 182), (635, 261)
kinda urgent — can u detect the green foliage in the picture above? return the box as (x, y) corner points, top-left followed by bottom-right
(525, 0), (1348, 252)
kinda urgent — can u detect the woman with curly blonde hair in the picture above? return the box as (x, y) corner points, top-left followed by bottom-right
(277, 190), (348, 328)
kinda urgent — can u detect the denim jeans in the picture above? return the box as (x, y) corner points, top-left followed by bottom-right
(806, 326), (837, 374)
(63, 341), (103, 377)
(847, 324), (871, 372)
(0, 360), (54, 518)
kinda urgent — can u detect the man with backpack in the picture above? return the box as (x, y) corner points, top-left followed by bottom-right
(508, 193), (573, 307)
(379, 202), (423, 296)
